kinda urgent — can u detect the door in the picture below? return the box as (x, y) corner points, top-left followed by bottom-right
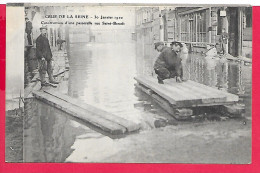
(228, 8), (239, 57)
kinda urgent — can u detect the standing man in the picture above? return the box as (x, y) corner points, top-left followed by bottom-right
(154, 41), (183, 84)
(219, 28), (229, 54)
(36, 26), (59, 87)
(25, 17), (33, 45)
(57, 36), (66, 51)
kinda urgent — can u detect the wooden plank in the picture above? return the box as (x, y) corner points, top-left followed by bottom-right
(187, 80), (239, 102)
(33, 90), (127, 135)
(134, 75), (239, 108)
(163, 80), (203, 101)
(163, 80), (215, 103)
(162, 77), (236, 103)
(135, 76), (187, 101)
(175, 108), (193, 116)
(151, 94), (175, 115)
(135, 76), (200, 106)
(43, 89), (141, 132)
(134, 83), (153, 96)
(223, 104), (245, 115)
(165, 80), (227, 103)
(190, 101), (234, 107)
(135, 76), (212, 106)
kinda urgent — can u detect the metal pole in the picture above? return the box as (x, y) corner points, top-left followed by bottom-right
(237, 7), (243, 57)
(209, 7), (212, 43)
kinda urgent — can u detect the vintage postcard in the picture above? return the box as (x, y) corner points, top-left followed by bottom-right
(5, 3), (252, 164)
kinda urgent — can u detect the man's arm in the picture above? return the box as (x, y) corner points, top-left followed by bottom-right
(154, 51), (166, 70)
(28, 21), (33, 30)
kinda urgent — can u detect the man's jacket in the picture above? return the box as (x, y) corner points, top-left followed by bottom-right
(36, 34), (52, 61)
(154, 47), (182, 77)
(25, 21), (32, 34)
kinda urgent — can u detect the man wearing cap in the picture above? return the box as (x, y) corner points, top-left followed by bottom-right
(153, 41), (183, 84)
(36, 26), (59, 87)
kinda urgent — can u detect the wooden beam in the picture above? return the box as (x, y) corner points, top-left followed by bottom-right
(33, 90), (140, 134)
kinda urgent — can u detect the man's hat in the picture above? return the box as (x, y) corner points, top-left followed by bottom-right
(154, 42), (164, 49)
(40, 26), (48, 30)
(170, 41), (183, 47)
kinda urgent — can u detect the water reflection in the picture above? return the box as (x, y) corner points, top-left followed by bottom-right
(24, 99), (93, 162)
(136, 49), (251, 97)
(136, 46), (251, 119)
(24, 41), (252, 162)
(67, 42), (159, 125)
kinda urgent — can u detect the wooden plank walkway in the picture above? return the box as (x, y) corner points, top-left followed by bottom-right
(134, 75), (239, 108)
(32, 89), (141, 135)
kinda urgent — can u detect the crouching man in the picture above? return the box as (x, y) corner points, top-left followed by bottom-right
(36, 26), (59, 87)
(154, 41), (183, 84)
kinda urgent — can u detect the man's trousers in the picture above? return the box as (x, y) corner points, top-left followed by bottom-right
(38, 59), (54, 83)
(154, 67), (183, 81)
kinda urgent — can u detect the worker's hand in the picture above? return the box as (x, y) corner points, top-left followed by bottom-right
(176, 76), (183, 83)
(41, 57), (45, 61)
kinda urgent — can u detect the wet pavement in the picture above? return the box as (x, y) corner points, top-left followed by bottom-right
(24, 41), (252, 163)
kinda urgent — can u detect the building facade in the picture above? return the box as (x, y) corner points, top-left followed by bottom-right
(135, 6), (252, 58)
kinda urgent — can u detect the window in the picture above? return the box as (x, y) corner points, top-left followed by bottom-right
(180, 10), (207, 42)
(180, 15), (189, 41)
(197, 11), (207, 42)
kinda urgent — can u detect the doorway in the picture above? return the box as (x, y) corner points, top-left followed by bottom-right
(228, 7), (239, 57)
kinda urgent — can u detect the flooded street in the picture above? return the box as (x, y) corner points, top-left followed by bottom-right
(24, 41), (251, 163)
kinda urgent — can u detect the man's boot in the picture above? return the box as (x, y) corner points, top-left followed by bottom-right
(39, 72), (48, 87)
(157, 76), (164, 84)
(49, 74), (59, 84)
(48, 70), (59, 84)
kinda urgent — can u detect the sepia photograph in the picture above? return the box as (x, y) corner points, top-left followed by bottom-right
(5, 4), (252, 163)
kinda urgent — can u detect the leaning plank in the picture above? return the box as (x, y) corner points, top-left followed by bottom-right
(151, 94), (175, 115)
(42, 89), (140, 132)
(53, 69), (69, 77)
(134, 83), (153, 95)
(33, 90), (128, 135)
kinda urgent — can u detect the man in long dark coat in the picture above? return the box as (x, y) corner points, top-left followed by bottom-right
(36, 26), (59, 86)
(154, 41), (183, 84)
(25, 18), (33, 45)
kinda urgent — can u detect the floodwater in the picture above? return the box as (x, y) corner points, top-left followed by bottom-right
(23, 40), (251, 163)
